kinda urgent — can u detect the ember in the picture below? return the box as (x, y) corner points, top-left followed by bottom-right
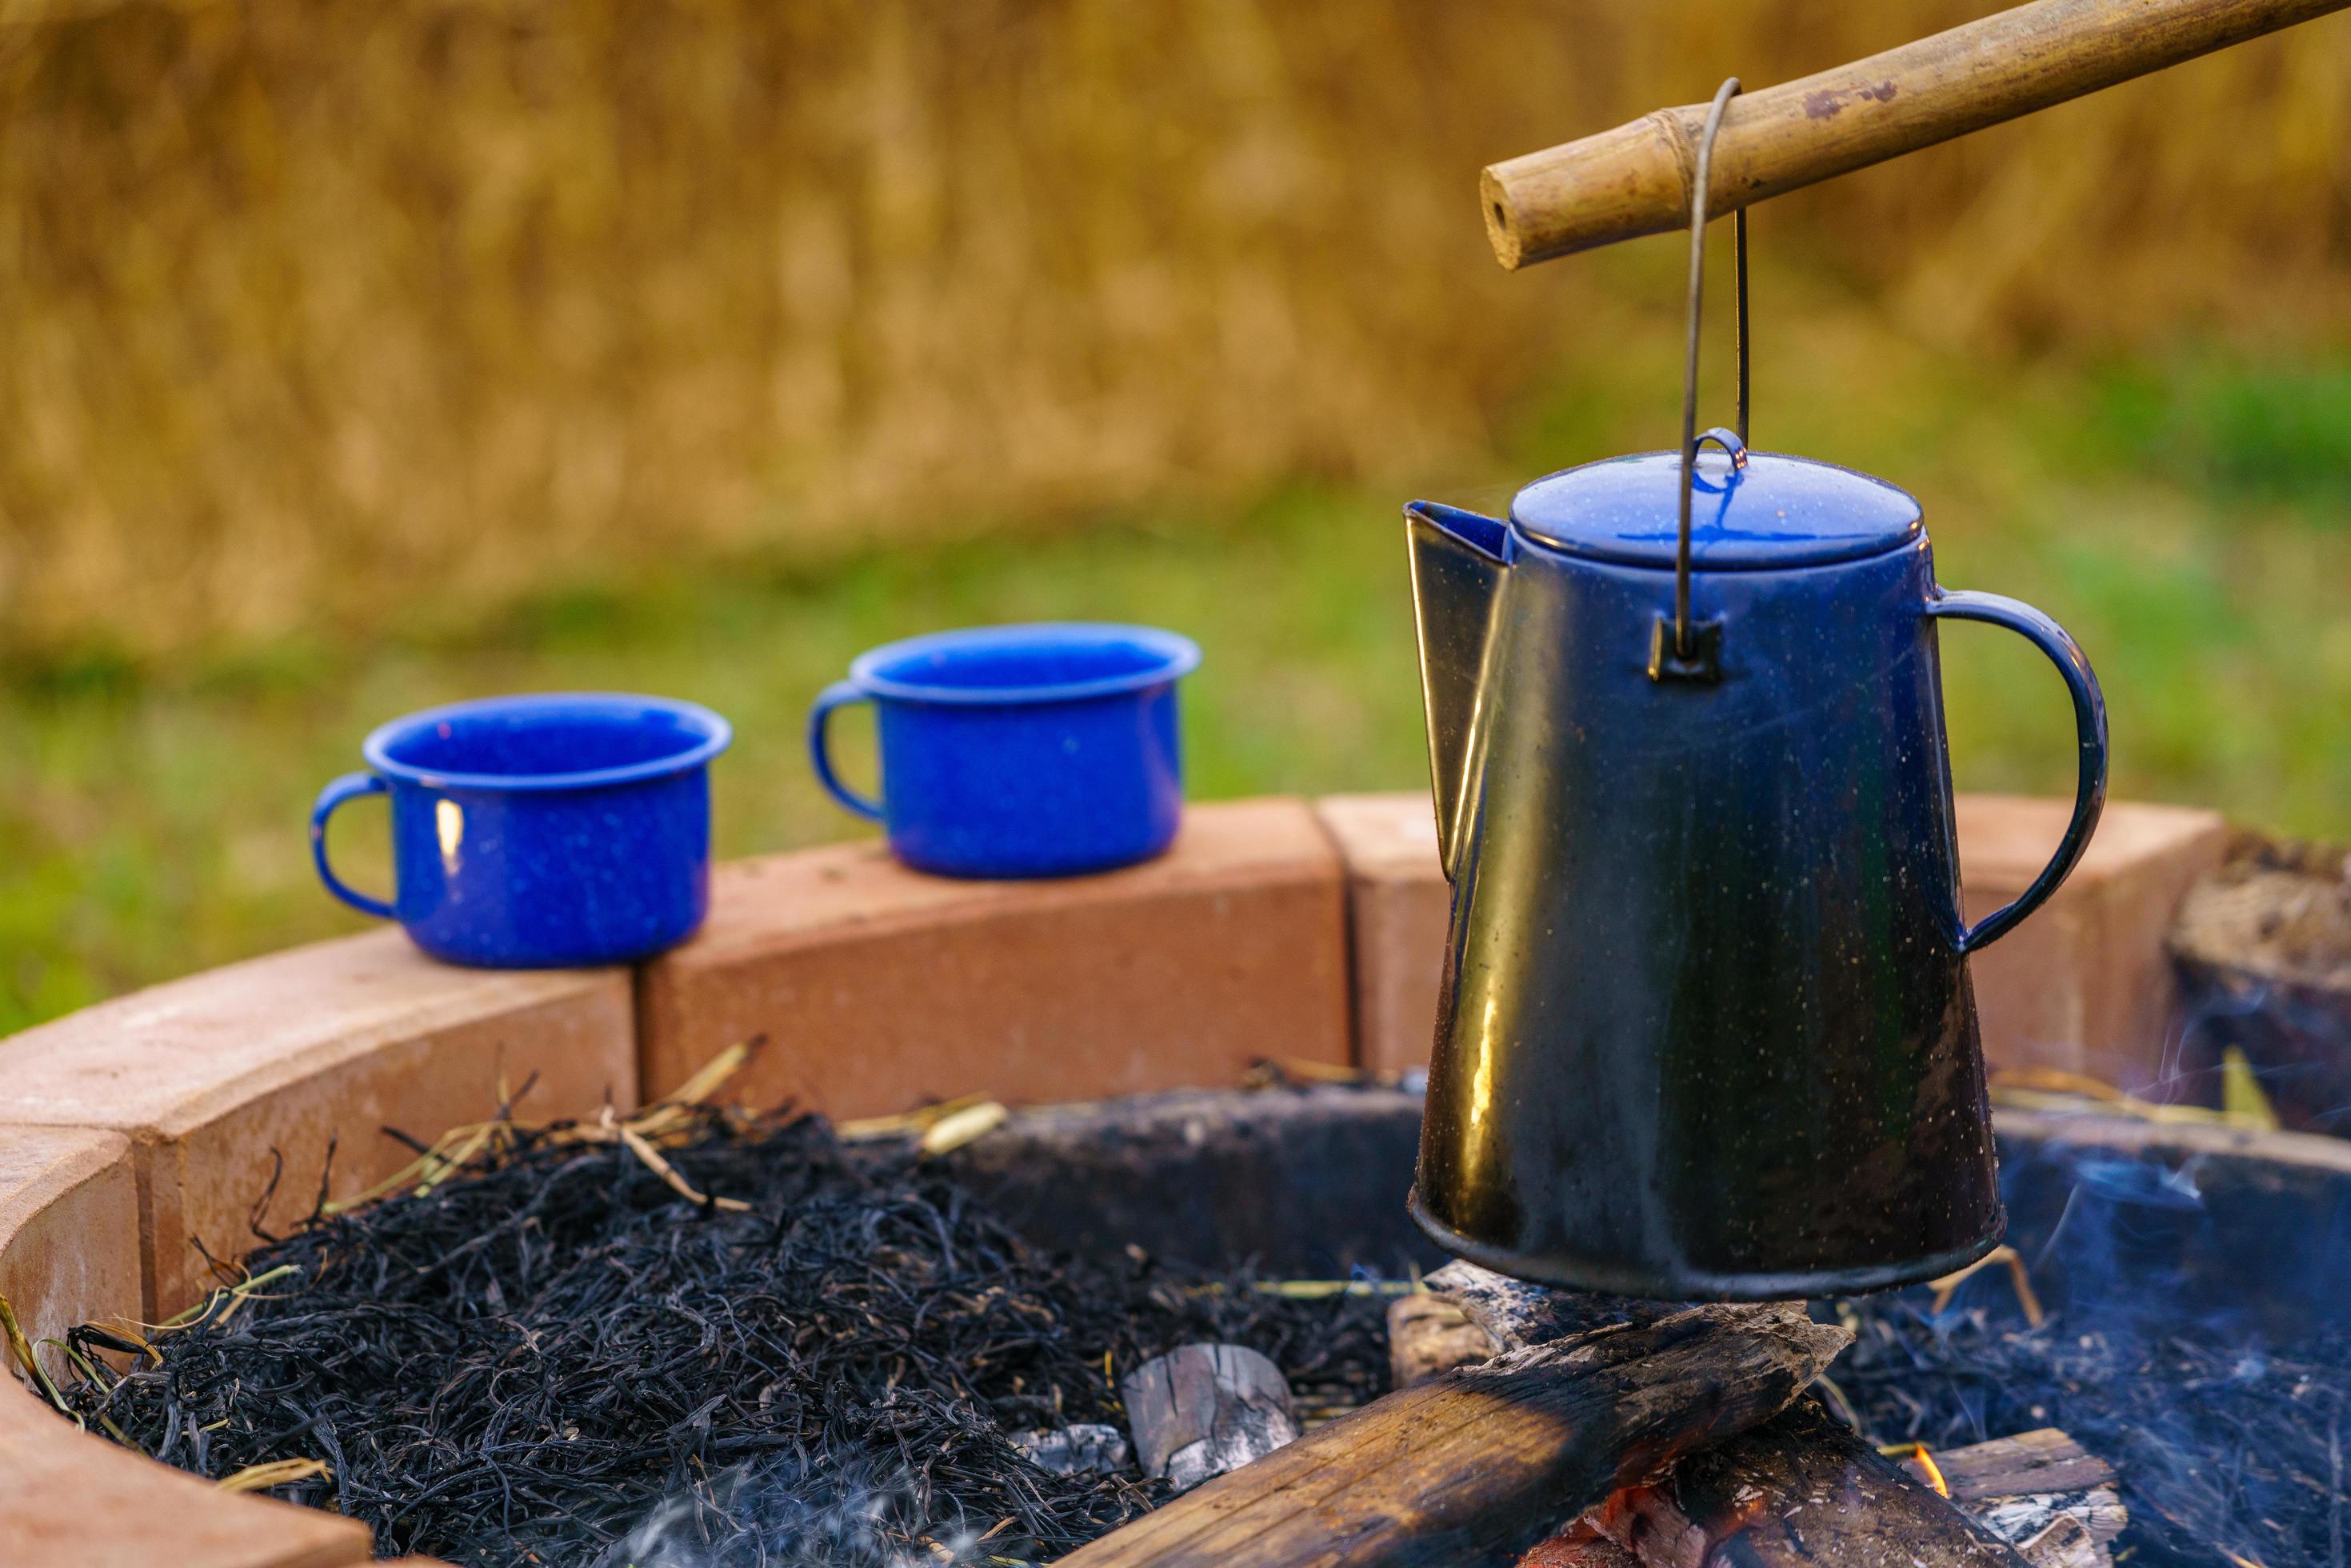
(50, 1108), (1391, 1566)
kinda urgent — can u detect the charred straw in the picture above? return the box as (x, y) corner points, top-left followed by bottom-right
(53, 1107), (1389, 1566)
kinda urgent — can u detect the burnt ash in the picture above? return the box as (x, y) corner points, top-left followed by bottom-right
(1837, 1293), (2351, 1568)
(54, 1110), (1390, 1566)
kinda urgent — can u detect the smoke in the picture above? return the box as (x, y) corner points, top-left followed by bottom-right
(588, 1451), (986, 1568)
(1838, 1065), (2351, 1568)
(1999, 1132), (2348, 1567)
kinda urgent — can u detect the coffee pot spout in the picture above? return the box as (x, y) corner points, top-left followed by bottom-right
(1404, 502), (1509, 878)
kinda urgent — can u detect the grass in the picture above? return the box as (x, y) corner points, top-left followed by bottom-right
(4, 318), (2349, 1034)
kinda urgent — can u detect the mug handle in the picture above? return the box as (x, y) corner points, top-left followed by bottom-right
(310, 772), (397, 919)
(807, 680), (885, 822)
(1927, 589), (2109, 954)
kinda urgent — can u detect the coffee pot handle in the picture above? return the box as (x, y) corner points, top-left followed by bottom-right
(1926, 590), (2109, 954)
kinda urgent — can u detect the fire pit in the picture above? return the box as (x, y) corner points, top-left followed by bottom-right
(0, 792), (2329, 1567)
(36, 1080), (2351, 1568)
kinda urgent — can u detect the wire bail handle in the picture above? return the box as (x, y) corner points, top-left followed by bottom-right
(1661, 76), (1751, 679)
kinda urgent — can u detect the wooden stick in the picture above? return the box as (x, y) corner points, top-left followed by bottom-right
(1482, 0), (2351, 268)
(1058, 1303), (1848, 1567)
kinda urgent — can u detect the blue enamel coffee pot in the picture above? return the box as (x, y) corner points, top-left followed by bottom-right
(1403, 432), (2108, 1299)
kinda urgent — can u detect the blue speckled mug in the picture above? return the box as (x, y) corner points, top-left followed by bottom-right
(310, 693), (731, 968)
(809, 623), (1199, 878)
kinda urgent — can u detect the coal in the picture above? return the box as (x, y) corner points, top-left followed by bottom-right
(53, 1108), (1391, 1566)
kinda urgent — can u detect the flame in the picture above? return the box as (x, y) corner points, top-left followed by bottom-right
(1877, 1441), (1949, 1498)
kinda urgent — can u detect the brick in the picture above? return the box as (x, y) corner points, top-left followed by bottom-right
(0, 930), (634, 1315)
(638, 798), (1351, 1118)
(0, 1126), (139, 1397)
(0, 1127), (374, 1566)
(0, 1386), (374, 1566)
(1313, 794), (1452, 1077)
(1318, 791), (2228, 1090)
(1958, 794), (2228, 1088)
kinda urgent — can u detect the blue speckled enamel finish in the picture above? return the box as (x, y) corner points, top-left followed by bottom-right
(1512, 448), (1924, 569)
(1403, 452), (2108, 1299)
(310, 693), (730, 968)
(808, 623), (1198, 879)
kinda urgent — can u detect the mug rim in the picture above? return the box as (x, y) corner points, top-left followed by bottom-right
(362, 692), (733, 792)
(848, 622), (1201, 706)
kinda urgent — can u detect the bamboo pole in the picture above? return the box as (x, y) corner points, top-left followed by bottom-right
(1482, 0), (2351, 268)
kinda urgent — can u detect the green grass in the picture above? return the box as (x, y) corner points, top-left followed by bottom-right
(5, 324), (2348, 1034)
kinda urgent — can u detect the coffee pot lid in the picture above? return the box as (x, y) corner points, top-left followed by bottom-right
(1509, 448), (1923, 570)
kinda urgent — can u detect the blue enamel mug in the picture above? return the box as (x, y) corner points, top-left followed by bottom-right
(310, 693), (731, 967)
(808, 623), (1200, 878)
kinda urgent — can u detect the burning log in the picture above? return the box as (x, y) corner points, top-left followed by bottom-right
(1529, 1426), (2131, 1568)
(1521, 1523), (1646, 1568)
(1058, 1300), (1848, 1567)
(1535, 1419), (2126, 1568)
(1581, 1398), (2031, 1568)
(1122, 1345), (1302, 1490)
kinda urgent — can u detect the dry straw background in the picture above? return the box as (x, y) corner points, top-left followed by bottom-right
(1, 0), (2346, 659)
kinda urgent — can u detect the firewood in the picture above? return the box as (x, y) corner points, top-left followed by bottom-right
(1934, 1429), (2125, 1551)
(1385, 1291), (1497, 1390)
(1058, 1301), (1848, 1567)
(1583, 1399), (2030, 1568)
(1122, 1344), (1301, 1491)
